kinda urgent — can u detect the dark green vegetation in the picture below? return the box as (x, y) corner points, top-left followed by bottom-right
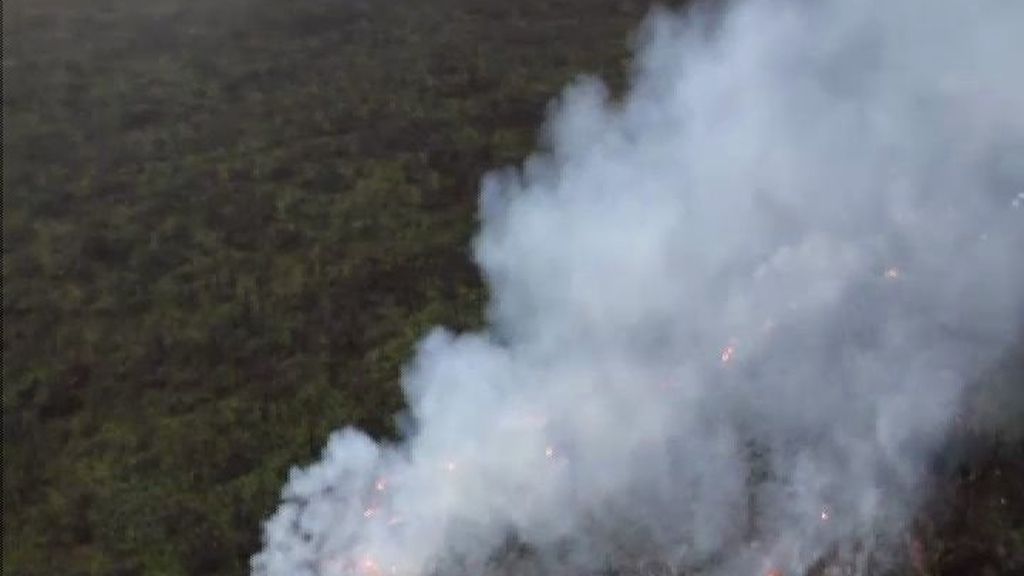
(2, 1), (1021, 575)
(3, 1), (653, 573)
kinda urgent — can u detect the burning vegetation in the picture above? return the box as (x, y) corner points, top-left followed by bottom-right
(5, 0), (1022, 575)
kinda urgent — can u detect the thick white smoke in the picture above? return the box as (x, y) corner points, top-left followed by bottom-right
(253, 1), (1024, 575)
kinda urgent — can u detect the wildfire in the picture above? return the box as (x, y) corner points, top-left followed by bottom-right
(361, 557), (381, 576)
(766, 569), (784, 576)
(544, 445), (556, 459)
(820, 507), (830, 522)
(375, 478), (388, 492)
(884, 266), (902, 280)
(721, 344), (737, 364)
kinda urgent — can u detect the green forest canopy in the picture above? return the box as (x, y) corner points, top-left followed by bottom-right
(3, 1), (1021, 575)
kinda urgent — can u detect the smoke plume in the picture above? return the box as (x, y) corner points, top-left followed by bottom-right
(253, 1), (1024, 574)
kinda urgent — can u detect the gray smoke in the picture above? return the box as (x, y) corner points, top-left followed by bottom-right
(252, 1), (1024, 575)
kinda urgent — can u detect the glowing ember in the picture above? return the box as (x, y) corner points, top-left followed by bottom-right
(721, 344), (737, 364)
(820, 508), (830, 522)
(766, 569), (784, 576)
(361, 558), (381, 576)
(884, 267), (902, 280)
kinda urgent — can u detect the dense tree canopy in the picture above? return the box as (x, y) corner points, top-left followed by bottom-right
(3, 1), (1020, 575)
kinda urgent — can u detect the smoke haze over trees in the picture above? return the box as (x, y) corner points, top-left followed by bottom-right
(3, 1), (1023, 576)
(253, 1), (1024, 575)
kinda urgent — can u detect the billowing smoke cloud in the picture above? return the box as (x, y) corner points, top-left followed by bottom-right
(252, 1), (1024, 575)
